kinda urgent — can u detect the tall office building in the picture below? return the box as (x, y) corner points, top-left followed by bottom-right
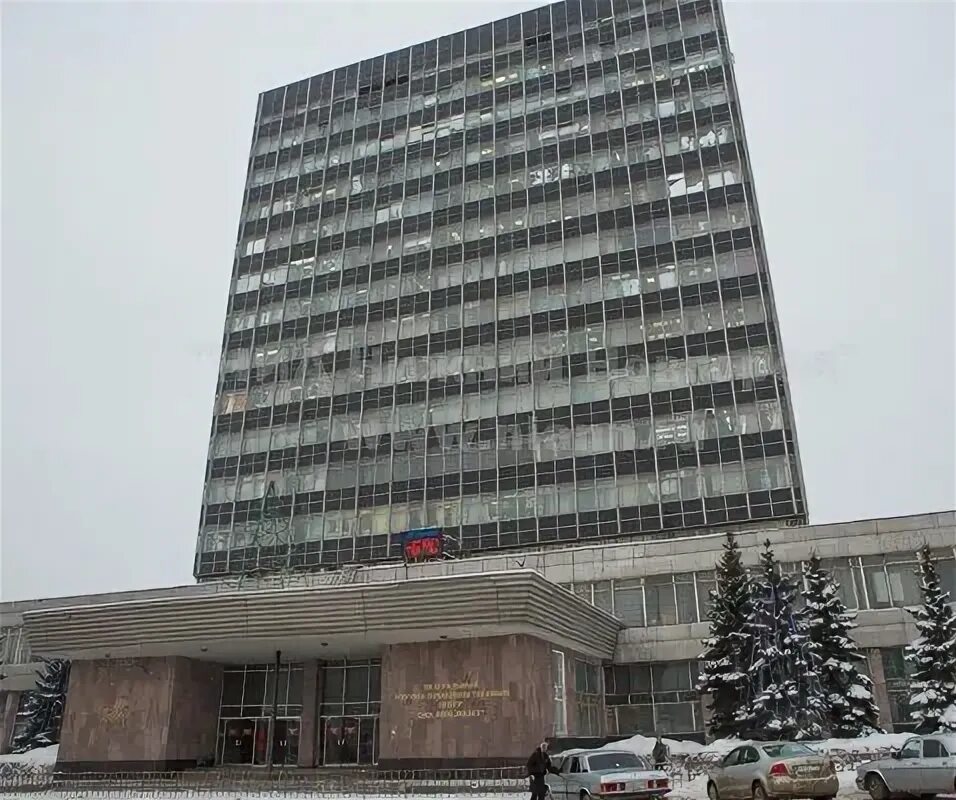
(195, 0), (807, 579)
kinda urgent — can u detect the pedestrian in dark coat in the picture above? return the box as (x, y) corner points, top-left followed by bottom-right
(527, 741), (554, 800)
(652, 736), (669, 770)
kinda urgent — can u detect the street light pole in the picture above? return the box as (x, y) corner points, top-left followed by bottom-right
(266, 649), (281, 774)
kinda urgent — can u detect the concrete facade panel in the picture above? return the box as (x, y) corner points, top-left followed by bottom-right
(378, 634), (553, 769)
(57, 657), (221, 772)
(165, 658), (222, 765)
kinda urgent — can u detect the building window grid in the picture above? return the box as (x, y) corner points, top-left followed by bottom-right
(231, 92), (741, 329)
(564, 545), (956, 626)
(605, 660), (700, 736)
(235, 21), (736, 296)
(246, 4), (718, 175)
(198, 0), (804, 574)
(319, 659), (382, 717)
(219, 663), (305, 719)
(574, 658), (603, 736)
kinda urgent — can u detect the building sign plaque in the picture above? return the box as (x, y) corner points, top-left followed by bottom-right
(395, 679), (511, 720)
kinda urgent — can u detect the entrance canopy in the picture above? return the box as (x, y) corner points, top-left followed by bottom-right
(20, 569), (620, 662)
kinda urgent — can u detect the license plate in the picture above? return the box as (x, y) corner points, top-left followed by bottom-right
(795, 766), (816, 776)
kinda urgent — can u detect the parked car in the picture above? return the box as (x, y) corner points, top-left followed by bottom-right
(548, 748), (671, 799)
(706, 742), (839, 800)
(856, 733), (956, 799)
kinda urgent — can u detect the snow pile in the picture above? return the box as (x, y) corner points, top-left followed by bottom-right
(807, 732), (910, 754)
(0, 744), (58, 765)
(605, 731), (909, 758)
(940, 704), (956, 728)
(601, 734), (711, 756)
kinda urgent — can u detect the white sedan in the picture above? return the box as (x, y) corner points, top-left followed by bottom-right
(856, 734), (956, 799)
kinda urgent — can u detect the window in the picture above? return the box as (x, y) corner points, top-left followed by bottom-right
(924, 739), (949, 757)
(587, 753), (648, 771)
(614, 579), (645, 626)
(721, 749), (742, 767)
(320, 659), (381, 717)
(899, 739), (921, 759)
(761, 743), (815, 758)
(219, 663), (304, 719)
(605, 661), (700, 736)
(553, 650), (568, 735)
(739, 746), (760, 764)
(575, 659), (603, 736)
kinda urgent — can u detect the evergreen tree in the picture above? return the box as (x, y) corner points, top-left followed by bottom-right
(12, 659), (70, 753)
(697, 531), (752, 739)
(736, 541), (826, 740)
(904, 545), (956, 732)
(802, 554), (882, 736)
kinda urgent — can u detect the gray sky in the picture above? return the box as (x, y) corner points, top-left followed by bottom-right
(2, 1), (954, 602)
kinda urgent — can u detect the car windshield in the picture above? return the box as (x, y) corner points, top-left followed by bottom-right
(761, 743), (815, 758)
(588, 753), (649, 771)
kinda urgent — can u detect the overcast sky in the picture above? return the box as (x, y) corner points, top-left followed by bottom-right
(2, 1), (954, 602)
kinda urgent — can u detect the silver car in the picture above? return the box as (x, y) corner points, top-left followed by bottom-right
(549, 749), (671, 800)
(706, 742), (839, 800)
(856, 734), (956, 799)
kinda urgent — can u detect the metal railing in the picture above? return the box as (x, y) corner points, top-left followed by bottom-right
(0, 764), (726, 798)
(0, 766), (531, 796)
(0, 746), (899, 797)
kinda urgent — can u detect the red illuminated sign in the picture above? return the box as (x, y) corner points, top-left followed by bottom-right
(402, 528), (443, 562)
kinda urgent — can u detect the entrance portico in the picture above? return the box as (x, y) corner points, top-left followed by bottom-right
(20, 570), (619, 772)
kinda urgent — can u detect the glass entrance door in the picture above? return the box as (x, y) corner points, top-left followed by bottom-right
(220, 717), (299, 766)
(220, 718), (260, 765)
(272, 719), (300, 766)
(321, 716), (378, 765)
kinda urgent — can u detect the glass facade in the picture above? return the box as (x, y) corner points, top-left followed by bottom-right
(195, 0), (806, 579)
(319, 659), (381, 765)
(218, 663), (304, 766)
(563, 546), (956, 625)
(605, 660), (701, 736)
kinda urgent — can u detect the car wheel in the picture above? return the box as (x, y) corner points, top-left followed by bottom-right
(707, 782), (720, 800)
(752, 782), (770, 800)
(580, 791), (590, 800)
(864, 773), (890, 800)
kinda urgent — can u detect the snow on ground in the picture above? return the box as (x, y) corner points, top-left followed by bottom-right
(606, 731), (909, 757)
(0, 744), (58, 764)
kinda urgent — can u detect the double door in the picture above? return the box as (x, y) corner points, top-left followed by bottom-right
(321, 716), (377, 765)
(219, 717), (299, 766)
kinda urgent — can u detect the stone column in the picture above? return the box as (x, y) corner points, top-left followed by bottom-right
(298, 660), (321, 767)
(865, 649), (893, 731)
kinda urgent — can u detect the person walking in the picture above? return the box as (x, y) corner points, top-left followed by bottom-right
(527, 740), (553, 800)
(651, 736), (669, 771)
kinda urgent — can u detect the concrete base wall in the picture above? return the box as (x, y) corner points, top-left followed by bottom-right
(57, 657), (221, 772)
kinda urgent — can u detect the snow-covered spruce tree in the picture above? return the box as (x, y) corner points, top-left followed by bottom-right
(802, 554), (882, 736)
(904, 545), (956, 732)
(697, 531), (752, 739)
(736, 541), (826, 740)
(12, 658), (70, 753)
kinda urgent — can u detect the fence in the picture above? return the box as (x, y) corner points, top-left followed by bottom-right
(0, 747), (899, 797)
(0, 766), (531, 797)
